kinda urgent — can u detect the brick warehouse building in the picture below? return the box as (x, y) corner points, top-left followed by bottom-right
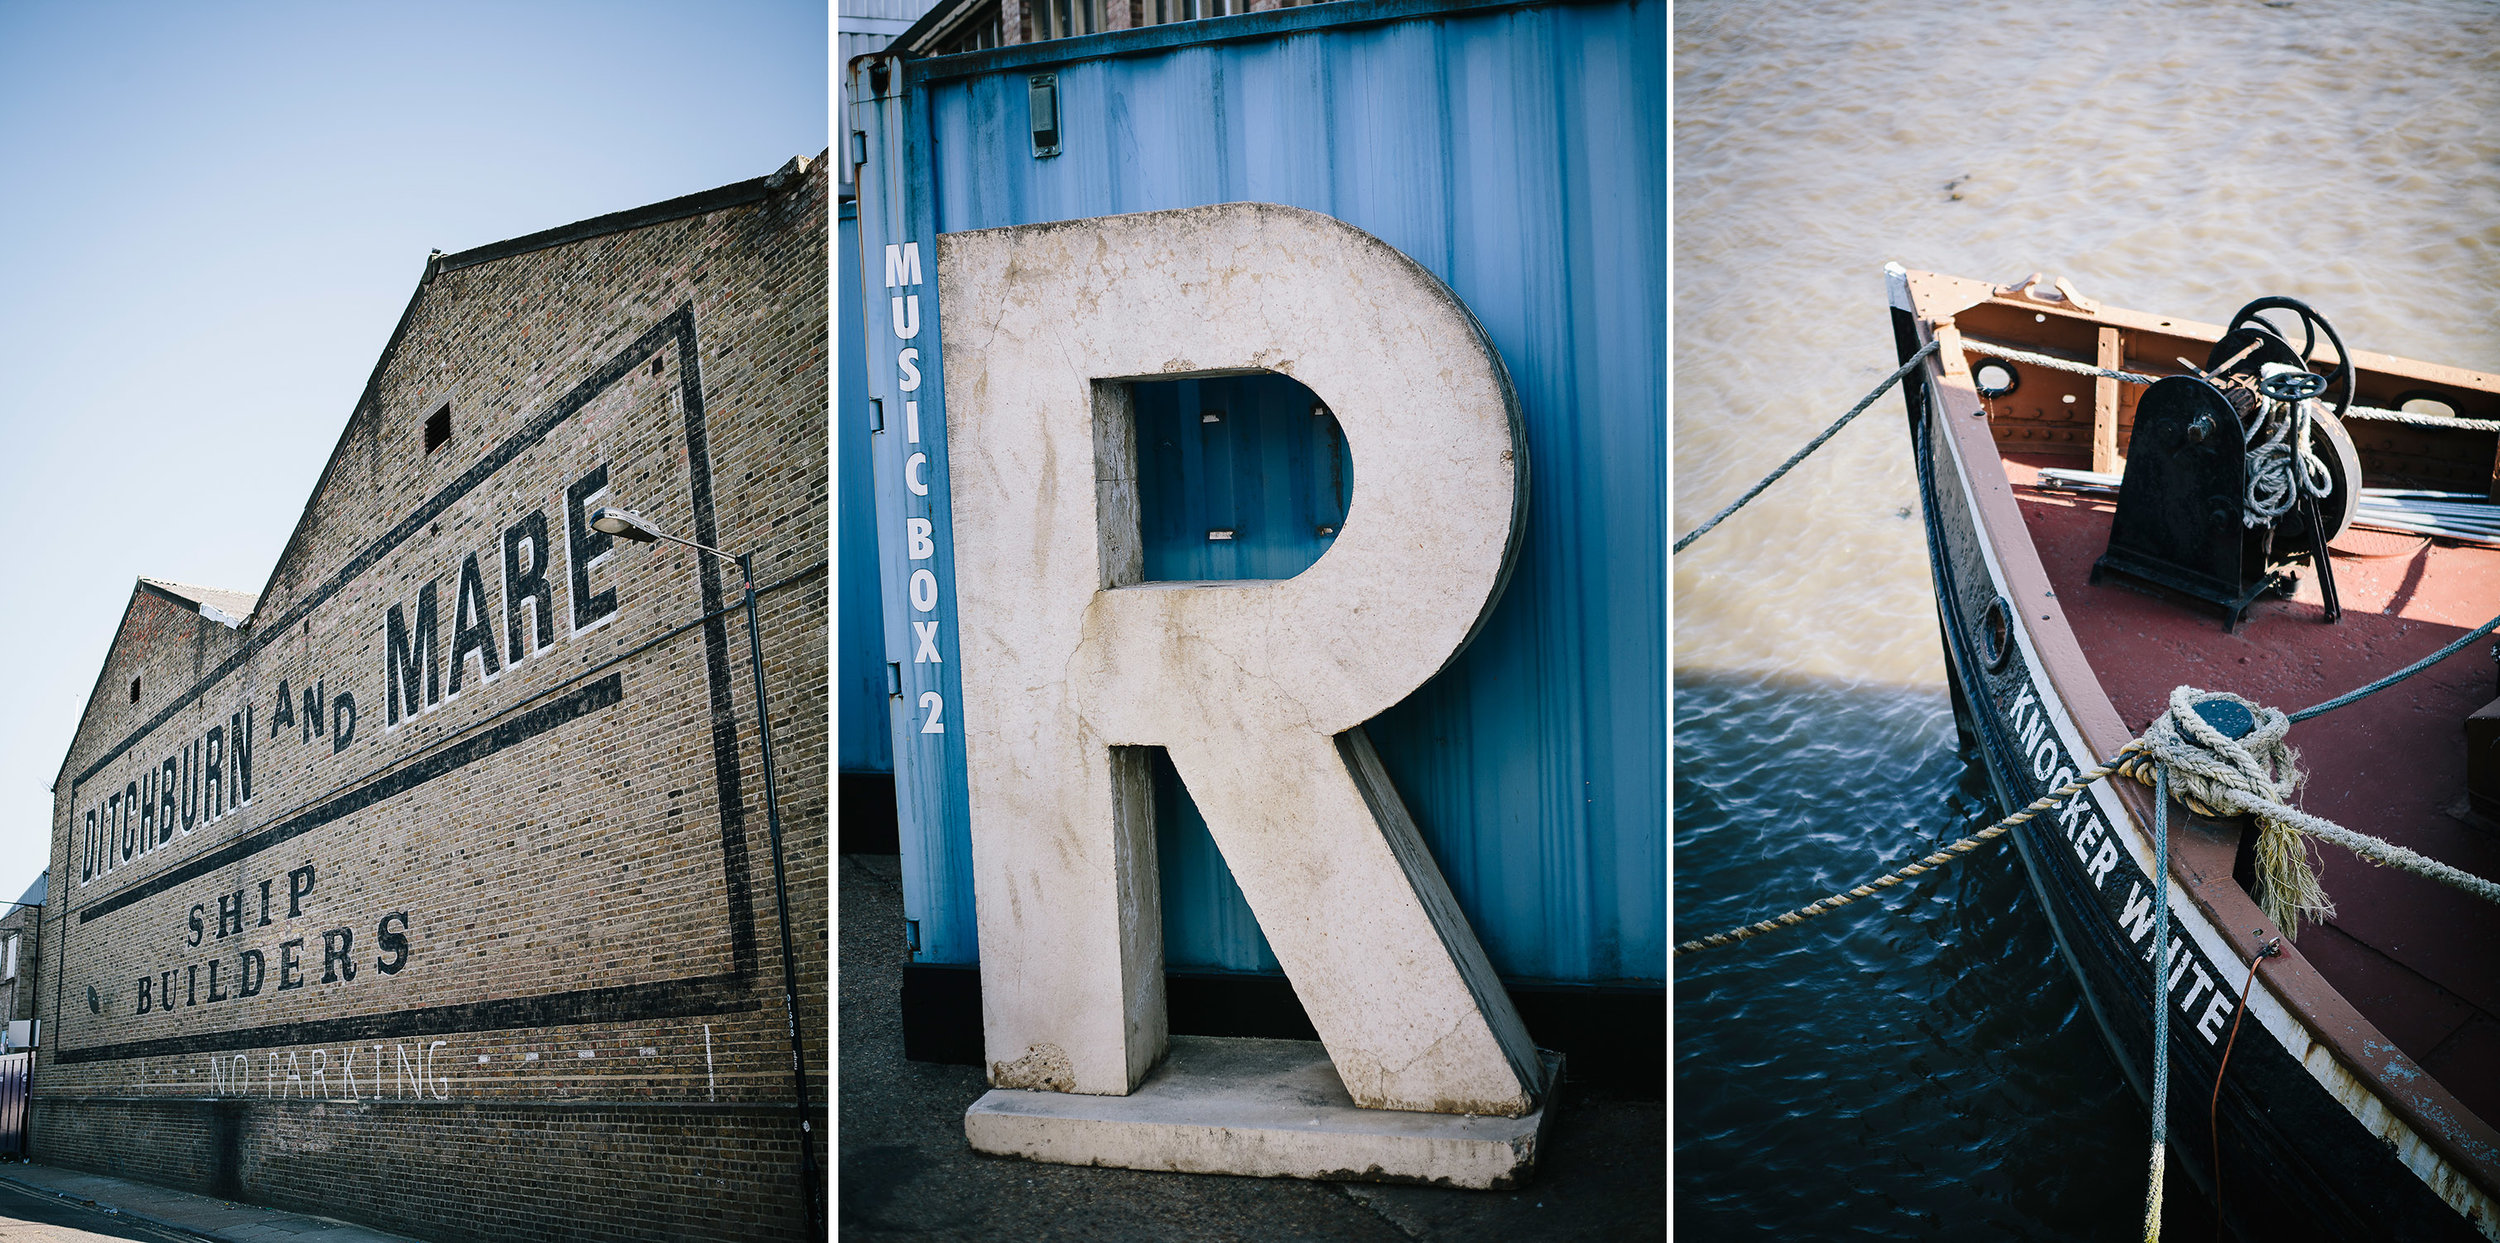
(32, 155), (829, 1241)
(0, 872), (42, 1041)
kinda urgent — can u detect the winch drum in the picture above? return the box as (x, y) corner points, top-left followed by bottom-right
(2089, 298), (2362, 630)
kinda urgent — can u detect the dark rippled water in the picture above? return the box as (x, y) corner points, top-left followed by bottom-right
(1675, 676), (2223, 1239)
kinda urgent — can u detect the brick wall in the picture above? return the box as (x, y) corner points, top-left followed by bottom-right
(0, 896), (37, 1029)
(34, 157), (829, 1242)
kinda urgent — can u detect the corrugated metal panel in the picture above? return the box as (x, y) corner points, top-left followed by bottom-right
(1133, 371), (1352, 970)
(836, 204), (893, 775)
(854, 64), (982, 965)
(842, 29), (913, 75)
(841, 0), (938, 26)
(1134, 374), (1351, 583)
(856, 0), (1664, 984)
(840, 0), (944, 190)
(1154, 747), (1283, 974)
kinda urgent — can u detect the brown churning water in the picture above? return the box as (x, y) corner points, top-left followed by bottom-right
(1672, 3), (2499, 1236)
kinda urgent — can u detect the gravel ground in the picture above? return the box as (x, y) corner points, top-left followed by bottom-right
(836, 853), (1663, 1241)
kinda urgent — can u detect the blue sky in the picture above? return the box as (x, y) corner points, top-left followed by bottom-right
(0, 1), (828, 900)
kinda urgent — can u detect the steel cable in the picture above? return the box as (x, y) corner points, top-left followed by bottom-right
(1671, 340), (1939, 555)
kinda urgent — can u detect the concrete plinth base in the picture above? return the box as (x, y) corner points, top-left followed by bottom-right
(963, 1036), (1562, 1190)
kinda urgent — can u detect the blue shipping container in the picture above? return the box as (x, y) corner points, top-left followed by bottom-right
(845, 0), (1663, 1021)
(837, 200), (895, 779)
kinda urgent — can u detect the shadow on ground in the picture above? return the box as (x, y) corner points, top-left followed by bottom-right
(837, 853), (1662, 1241)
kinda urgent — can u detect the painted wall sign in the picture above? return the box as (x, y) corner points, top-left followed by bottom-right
(937, 202), (1543, 1115)
(882, 239), (951, 735)
(53, 307), (768, 1075)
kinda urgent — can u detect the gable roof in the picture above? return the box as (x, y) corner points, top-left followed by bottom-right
(55, 155), (822, 798)
(136, 578), (258, 630)
(53, 579), (254, 794)
(244, 154), (817, 632)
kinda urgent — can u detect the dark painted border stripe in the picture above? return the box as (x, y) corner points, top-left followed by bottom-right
(53, 972), (758, 1065)
(671, 311), (759, 981)
(237, 556), (822, 879)
(79, 674), (623, 925)
(74, 307), (693, 791)
(236, 169), (789, 705)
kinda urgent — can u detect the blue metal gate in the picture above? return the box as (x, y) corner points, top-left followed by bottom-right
(0, 1052), (29, 1156)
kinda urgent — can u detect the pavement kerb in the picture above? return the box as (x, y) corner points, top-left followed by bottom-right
(0, 1161), (423, 1243)
(0, 1174), (209, 1242)
(0, 1174), (217, 1241)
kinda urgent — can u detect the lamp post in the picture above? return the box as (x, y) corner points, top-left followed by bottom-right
(589, 506), (821, 1236)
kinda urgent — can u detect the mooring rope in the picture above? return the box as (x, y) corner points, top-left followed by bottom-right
(2289, 610), (2500, 721)
(1959, 338), (2157, 386)
(2137, 688), (2500, 915)
(1671, 340), (1939, 556)
(2336, 404), (2500, 433)
(1671, 749), (2141, 958)
(1675, 622), (2500, 961)
(1955, 336), (2500, 433)
(2144, 766), (2173, 1242)
(1679, 338), (2491, 562)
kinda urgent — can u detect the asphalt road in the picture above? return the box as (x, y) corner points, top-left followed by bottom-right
(836, 853), (1664, 1241)
(0, 1180), (203, 1243)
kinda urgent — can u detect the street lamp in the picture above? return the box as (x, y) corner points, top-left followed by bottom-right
(590, 506), (822, 1235)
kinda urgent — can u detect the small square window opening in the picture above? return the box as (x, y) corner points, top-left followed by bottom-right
(424, 405), (453, 454)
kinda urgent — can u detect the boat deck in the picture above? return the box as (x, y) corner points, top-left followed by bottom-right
(2005, 452), (2500, 1130)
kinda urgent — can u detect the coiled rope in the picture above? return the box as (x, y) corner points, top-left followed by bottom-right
(2137, 686), (2500, 914)
(2238, 370), (2333, 530)
(1671, 340), (1939, 555)
(2123, 689), (2332, 931)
